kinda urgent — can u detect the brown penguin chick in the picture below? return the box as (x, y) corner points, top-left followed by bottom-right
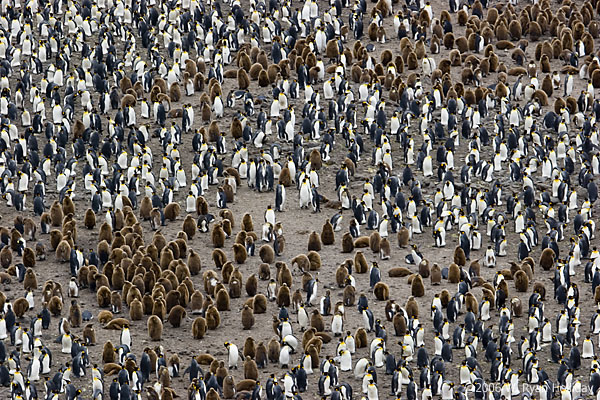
(97, 310), (114, 324)
(240, 213), (254, 232)
(411, 275), (425, 297)
(13, 297), (29, 318)
(97, 286), (112, 308)
(229, 277), (242, 298)
(291, 254), (310, 272)
(258, 69), (270, 86)
(310, 309), (324, 332)
(539, 248), (555, 270)
(453, 246), (466, 266)
(307, 231), (322, 252)
(510, 297), (523, 317)
(0, 246), (10, 269)
(469, 260), (480, 277)
(243, 356), (258, 380)
(188, 289), (204, 315)
(379, 238), (390, 260)
(529, 21), (542, 41)
(439, 289), (451, 307)
(207, 121), (221, 142)
(351, 251), (366, 274)
(353, 236), (369, 248)
(245, 274), (258, 297)
(418, 259), (430, 278)
(497, 279), (509, 298)
(307, 251), (321, 271)
(258, 263), (271, 281)
(230, 117), (243, 140)
(55, 240), (71, 263)
(278, 166), (292, 187)
(82, 208), (96, 229)
(147, 315), (163, 341)
(222, 184), (235, 205)
(388, 267), (412, 277)
(393, 313), (407, 336)
(521, 257), (535, 274)
(98, 222), (113, 243)
(215, 289), (230, 312)
(268, 337), (280, 363)
(111, 267), (125, 291)
(259, 244), (275, 264)
(336, 264), (349, 287)
(182, 215), (196, 239)
(514, 270), (529, 292)
(21, 244), (34, 273)
(252, 294), (268, 314)
(151, 295), (167, 321)
(102, 341), (116, 363)
(249, 63), (263, 80)
(23, 268), (37, 291)
(231, 243), (247, 265)
(341, 232), (354, 253)
(164, 203), (181, 222)
(277, 283), (291, 307)
(83, 323), (96, 345)
(508, 19), (522, 40)
(533, 282), (546, 300)
(406, 51), (418, 70)
(464, 293), (478, 314)
(192, 316), (207, 339)
(520, 262), (533, 281)
(243, 336), (256, 359)
(48, 229), (62, 250)
(397, 226), (409, 247)
(139, 196), (153, 220)
(343, 284), (356, 306)
(448, 263), (461, 284)
(429, 263), (441, 285)
(241, 305), (255, 330)
(129, 298), (143, 320)
(369, 231), (381, 253)
(405, 296), (419, 318)
(69, 300), (82, 327)
(167, 305), (186, 328)
(223, 376), (236, 399)
(292, 289), (304, 311)
(308, 149), (322, 170)
(36, 242), (46, 261)
(169, 82), (181, 102)
(211, 223), (226, 248)
(61, 195), (75, 216)
(373, 282), (390, 301)
(509, 263), (521, 279)
(46, 295), (63, 316)
(355, 327), (368, 348)
(50, 201), (64, 226)
(256, 341), (267, 367)
(321, 220), (335, 245)
(533, 90), (548, 106)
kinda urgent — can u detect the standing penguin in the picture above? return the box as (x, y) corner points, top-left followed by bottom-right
(275, 185), (286, 212)
(225, 342), (239, 369)
(306, 278), (319, 306)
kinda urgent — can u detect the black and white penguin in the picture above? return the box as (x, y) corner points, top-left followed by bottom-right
(306, 279), (318, 306)
(275, 185), (285, 212)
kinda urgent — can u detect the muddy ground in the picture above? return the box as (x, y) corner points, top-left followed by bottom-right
(0, 0), (598, 398)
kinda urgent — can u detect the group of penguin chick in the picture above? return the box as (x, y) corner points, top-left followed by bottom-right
(0, 0), (600, 395)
